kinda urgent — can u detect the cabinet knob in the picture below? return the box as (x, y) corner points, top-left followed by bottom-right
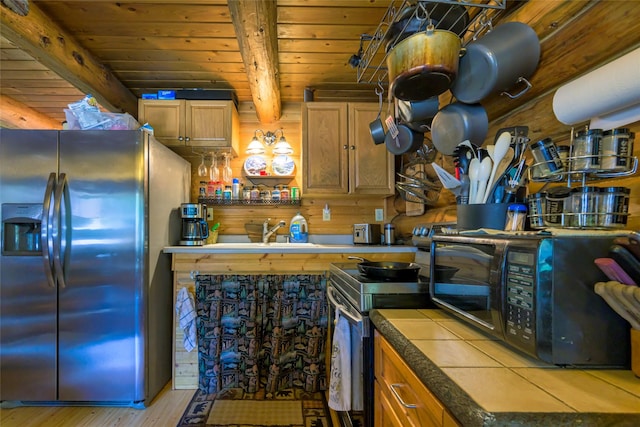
(186, 137), (190, 142)
(350, 145), (355, 150)
(178, 136), (184, 141)
(343, 145), (348, 150)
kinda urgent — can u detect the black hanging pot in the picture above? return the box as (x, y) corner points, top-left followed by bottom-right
(348, 256), (421, 281)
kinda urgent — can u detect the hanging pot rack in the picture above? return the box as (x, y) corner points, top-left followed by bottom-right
(355, 0), (507, 86)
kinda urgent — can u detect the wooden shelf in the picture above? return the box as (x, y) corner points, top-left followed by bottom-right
(198, 197), (300, 207)
(243, 175), (295, 185)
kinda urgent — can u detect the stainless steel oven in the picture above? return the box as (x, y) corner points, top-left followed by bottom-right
(327, 262), (433, 427)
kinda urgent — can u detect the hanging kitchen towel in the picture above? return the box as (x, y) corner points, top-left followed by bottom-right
(175, 287), (197, 352)
(328, 309), (351, 411)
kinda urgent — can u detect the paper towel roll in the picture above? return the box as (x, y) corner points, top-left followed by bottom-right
(553, 48), (640, 125)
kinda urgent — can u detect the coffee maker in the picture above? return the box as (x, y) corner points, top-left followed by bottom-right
(179, 203), (209, 246)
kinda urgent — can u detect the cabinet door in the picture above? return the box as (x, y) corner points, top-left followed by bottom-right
(348, 103), (395, 195)
(376, 379), (408, 427)
(186, 100), (238, 151)
(138, 100), (185, 146)
(302, 102), (349, 194)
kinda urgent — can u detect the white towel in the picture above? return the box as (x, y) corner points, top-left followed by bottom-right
(328, 309), (351, 411)
(175, 287), (197, 352)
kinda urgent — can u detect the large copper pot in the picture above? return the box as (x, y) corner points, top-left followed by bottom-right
(387, 26), (462, 102)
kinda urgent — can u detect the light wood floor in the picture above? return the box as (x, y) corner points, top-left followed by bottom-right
(0, 383), (195, 427)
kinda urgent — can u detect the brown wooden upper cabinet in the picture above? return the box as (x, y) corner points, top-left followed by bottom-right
(302, 102), (394, 196)
(138, 100), (239, 155)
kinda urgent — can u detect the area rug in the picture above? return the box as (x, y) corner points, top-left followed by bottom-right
(176, 387), (332, 427)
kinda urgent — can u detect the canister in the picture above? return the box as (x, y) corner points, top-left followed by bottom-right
(383, 223), (395, 245)
(598, 186), (630, 228)
(530, 137), (564, 178)
(601, 128), (632, 171)
(572, 128), (602, 171)
(504, 203), (527, 231)
(545, 187), (571, 227)
(571, 186), (600, 228)
(527, 192), (546, 229)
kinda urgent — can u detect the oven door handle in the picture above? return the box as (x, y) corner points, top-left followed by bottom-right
(327, 285), (363, 325)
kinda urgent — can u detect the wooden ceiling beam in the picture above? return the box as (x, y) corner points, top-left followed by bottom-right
(0, 94), (62, 129)
(228, 0), (281, 124)
(0, 1), (138, 116)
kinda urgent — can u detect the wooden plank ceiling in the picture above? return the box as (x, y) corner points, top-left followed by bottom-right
(1, 1), (640, 134)
(0, 0), (391, 128)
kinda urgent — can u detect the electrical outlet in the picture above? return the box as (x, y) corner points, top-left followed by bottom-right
(207, 207), (214, 221)
(375, 208), (384, 221)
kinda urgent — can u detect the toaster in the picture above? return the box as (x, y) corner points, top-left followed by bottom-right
(353, 223), (381, 245)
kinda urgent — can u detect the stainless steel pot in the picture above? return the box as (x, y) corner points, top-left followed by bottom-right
(431, 102), (488, 155)
(385, 123), (424, 155)
(387, 26), (463, 101)
(451, 22), (540, 103)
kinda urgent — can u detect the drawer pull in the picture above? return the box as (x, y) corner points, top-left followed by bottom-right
(389, 383), (417, 409)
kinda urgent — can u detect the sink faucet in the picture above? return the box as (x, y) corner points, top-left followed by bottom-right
(262, 219), (286, 243)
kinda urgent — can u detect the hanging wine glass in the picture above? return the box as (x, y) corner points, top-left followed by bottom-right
(222, 153), (232, 183)
(197, 154), (208, 177)
(209, 152), (219, 181)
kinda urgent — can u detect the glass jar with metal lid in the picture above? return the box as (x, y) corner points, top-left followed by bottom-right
(571, 186), (600, 228)
(598, 186), (630, 228)
(545, 187), (572, 227)
(600, 128), (632, 171)
(530, 137), (564, 178)
(572, 128), (602, 172)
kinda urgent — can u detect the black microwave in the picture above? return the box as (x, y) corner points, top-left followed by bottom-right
(429, 232), (630, 368)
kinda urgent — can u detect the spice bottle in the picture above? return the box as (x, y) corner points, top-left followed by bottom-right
(572, 128), (602, 171)
(571, 186), (600, 228)
(281, 185), (290, 200)
(504, 203), (527, 231)
(599, 186), (630, 228)
(272, 185), (281, 201)
(601, 128), (632, 171)
(530, 138), (564, 178)
(527, 192), (546, 229)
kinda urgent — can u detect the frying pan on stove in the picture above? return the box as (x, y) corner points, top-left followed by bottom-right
(348, 256), (421, 281)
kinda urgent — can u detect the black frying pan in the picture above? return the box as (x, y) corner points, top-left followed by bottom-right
(348, 256), (420, 281)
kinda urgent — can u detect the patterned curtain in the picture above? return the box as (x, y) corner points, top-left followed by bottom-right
(195, 274), (328, 396)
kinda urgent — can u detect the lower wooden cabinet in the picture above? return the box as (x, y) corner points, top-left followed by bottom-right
(374, 330), (459, 427)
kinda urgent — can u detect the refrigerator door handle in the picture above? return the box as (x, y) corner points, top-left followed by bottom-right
(42, 172), (57, 288)
(53, 173), (68, 289)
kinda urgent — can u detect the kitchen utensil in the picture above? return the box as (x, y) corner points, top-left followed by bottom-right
(468, 158), (480, 205)
(452, 140), (476, 174)
(369, 85), (386, 145)
(475, 156), (492, 204)
(387, 25), (463, 101)
(614, 235), (640, 261)
(403, 163), (426, 216)
(482, 131), (512, 203)
(385, 123), (424, 155)
(348, 256), (421, 281)
(610, 244), (640, 281)
(431, 102), (489, 155)
(432, 162), (462, 192)
(594, 281), (640, 330)
(451, 22), (540, 103)
(595, 258), (637, 286)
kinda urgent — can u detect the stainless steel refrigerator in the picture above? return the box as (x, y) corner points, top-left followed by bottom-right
(0, 130), (191, 407)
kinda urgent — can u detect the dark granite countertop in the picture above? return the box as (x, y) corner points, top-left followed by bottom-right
(370, 309), (640, 427)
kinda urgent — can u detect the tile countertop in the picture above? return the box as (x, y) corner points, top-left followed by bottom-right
(163, 243), (418, 254)
(370, 309), (640, 427)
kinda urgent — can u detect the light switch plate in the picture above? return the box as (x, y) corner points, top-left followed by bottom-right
(375, 208), (384, 221)
(323, 207), (331, 221)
